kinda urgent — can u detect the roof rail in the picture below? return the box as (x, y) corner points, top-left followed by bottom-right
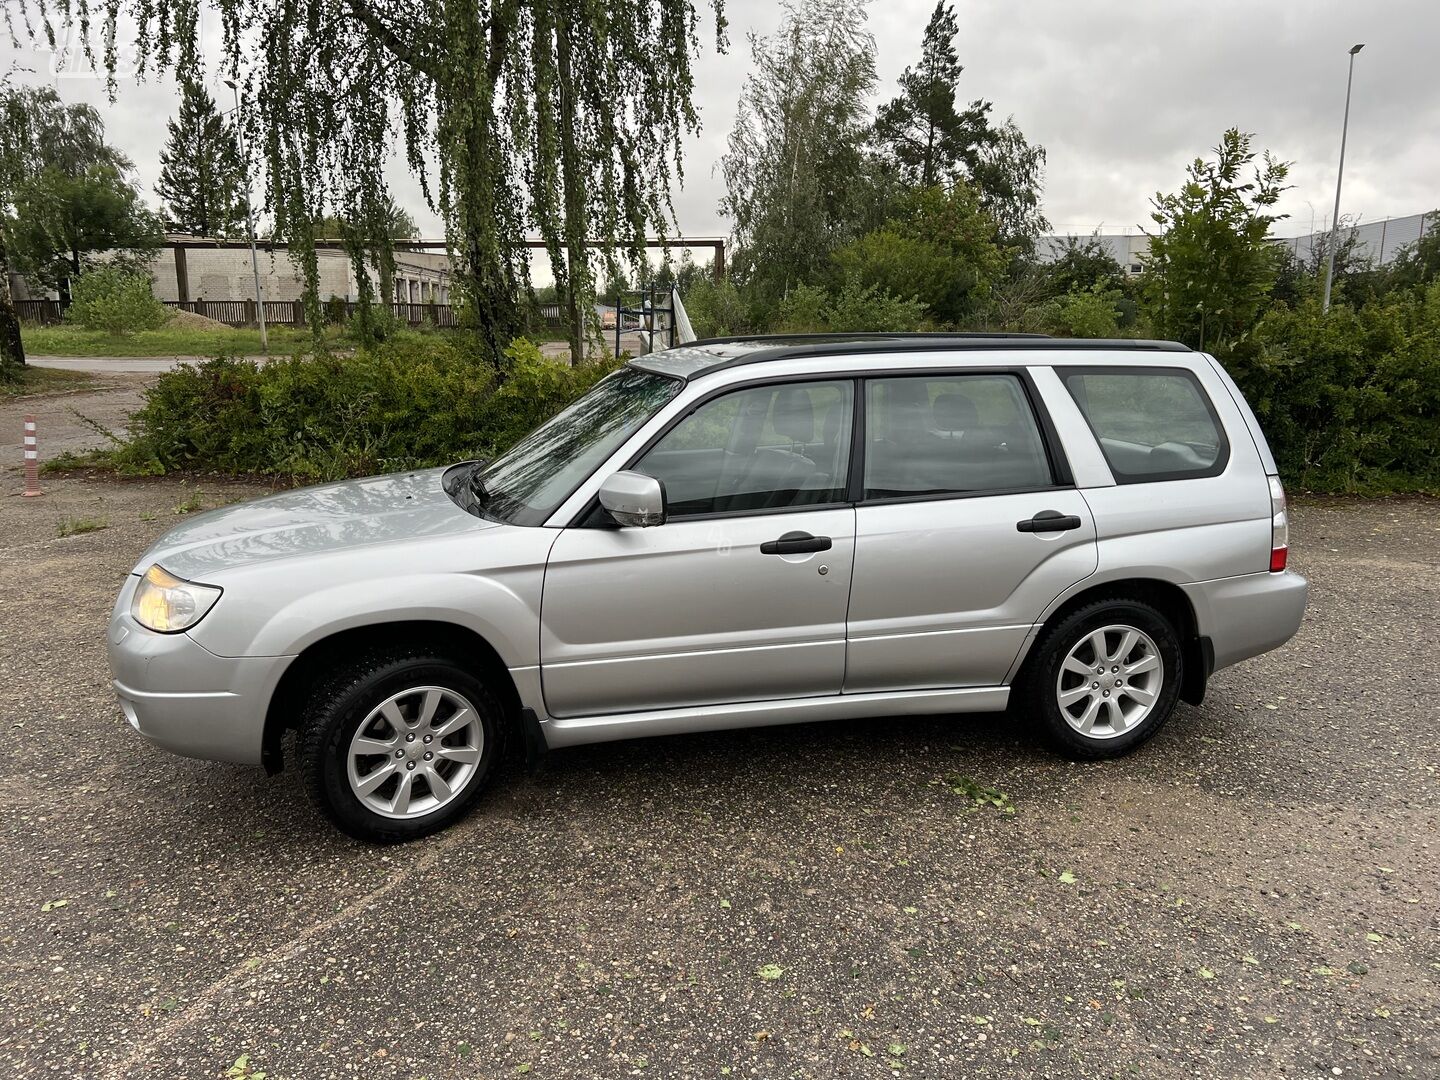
(685, 334), (1191, 375)
(688, 331), (1052, 347)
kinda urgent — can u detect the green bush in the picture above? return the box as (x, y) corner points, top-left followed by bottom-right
(776, 280), (927, 334)
(824, 280), (928, 332)
(345, 302), (406, 343)
(682, 276), (753, 339)
(65, 269), (169, 333)
(832, 185), (1007, 326)
(1230, 286), (1440, 493)
(774, 284), (830, 333)
(110, 336), (619, 481)
(1043, 285), (1123, 338)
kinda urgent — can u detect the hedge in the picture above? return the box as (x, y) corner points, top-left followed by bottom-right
(109, 337), (618, 481)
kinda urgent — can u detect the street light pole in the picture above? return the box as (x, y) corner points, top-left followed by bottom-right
(1322, 43), (1364, 314)
(225, 79), (269, 353)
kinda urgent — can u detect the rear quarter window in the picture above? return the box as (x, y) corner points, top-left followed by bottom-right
(1061, 367), (1229, 482)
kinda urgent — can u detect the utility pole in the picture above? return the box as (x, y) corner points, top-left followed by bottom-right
(225, 80), (269, 353)
(1322, 44), (1364, 314)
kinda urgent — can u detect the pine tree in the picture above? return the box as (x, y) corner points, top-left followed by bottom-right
(155, 81), (246, 238)
(872, 1), (993, 189)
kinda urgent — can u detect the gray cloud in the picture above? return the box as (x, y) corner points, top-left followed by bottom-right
(5, 0), (1436, 252)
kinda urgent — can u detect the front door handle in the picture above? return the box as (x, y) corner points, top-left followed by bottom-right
(760, 531), (832, 555)
(1017, 510), (1083, 533)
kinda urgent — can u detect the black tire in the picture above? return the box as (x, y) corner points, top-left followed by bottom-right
(1020, 598), (1183, 760)
(298, 647), (505, 843)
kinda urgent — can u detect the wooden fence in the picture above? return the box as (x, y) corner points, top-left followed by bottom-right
(17, 297), (566, 330)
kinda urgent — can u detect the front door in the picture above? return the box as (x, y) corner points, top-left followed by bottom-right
(541, 379), (857, 718)
(844, 372), (1099, 692)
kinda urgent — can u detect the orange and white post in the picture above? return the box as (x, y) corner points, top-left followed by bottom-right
(21, 414), (42, 497)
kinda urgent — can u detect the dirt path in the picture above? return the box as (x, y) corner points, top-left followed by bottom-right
(0, 374), (151, 485)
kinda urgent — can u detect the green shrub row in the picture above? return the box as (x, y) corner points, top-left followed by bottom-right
(1229, 285), (1440, 494)
(99, 284), (1439, 496)
(110, 337), (618, 481)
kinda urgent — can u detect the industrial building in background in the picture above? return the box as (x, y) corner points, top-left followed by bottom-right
(1037, 209), (1434, 276)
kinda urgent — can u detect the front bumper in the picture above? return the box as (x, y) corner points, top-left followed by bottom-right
(107, 575), (291, 765)
(1182, 570), (1309, 674)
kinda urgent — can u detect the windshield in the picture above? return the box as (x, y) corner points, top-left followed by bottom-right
(467, 366), (682, 526)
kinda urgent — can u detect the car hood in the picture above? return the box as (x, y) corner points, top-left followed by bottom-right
(135, 467), (500, 581)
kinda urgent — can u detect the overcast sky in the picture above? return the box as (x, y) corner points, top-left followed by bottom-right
(5, 0), (1437, 249)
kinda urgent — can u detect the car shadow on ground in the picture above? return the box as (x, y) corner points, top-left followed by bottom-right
(168, 697), (1244, 853)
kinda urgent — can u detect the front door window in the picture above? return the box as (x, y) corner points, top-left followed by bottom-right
(635, 380), (853, 516)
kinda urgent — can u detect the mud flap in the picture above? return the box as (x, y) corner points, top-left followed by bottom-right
(1181, 635), (1214, 706)
(520, 707), (548, 774)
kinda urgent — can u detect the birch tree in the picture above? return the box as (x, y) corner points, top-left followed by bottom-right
(6, 0), (727, 362)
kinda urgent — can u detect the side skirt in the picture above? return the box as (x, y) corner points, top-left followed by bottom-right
(539, 685), (1011, 749)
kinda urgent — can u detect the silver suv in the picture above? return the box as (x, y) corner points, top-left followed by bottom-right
(108, 336), (1308, 841)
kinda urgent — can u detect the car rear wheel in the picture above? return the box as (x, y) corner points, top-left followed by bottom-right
(298, 648), (503, 842)
(1022, 599), (1183, 759)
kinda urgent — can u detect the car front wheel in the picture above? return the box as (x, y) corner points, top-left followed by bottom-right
(1023, 598), (1183, 759)
(298, 648), (503, 842)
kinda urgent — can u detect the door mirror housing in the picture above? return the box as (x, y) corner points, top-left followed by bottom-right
(598, 470), (666, 527)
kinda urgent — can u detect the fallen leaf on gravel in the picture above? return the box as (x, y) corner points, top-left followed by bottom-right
(40, 899), (69, 912)
(1263, 1016), (1278, 1024)
(1242, 956), (1259, 965)
(1058, 871), (1077, 885)
(888, 1043), (907, 1057)
(1347, 961), (1368, 975)
(1198, 968), (1215, 980)
(1366, 932), (1383, 943)
(719, 899), (731, 909)
(757, 964), (783, 981)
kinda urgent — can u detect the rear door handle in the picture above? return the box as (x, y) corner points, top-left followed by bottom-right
(1017, 510), (1083, 533)
(760, 531), (832, 555)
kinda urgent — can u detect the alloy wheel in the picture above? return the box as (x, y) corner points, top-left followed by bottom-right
(345, 686), (485, 819)
(1055, 624), (1164, 740)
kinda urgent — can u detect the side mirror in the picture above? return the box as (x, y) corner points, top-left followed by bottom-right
(598, 470), (666, 527)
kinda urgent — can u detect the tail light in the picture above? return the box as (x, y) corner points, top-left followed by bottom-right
(1268, 475), (1288, 572)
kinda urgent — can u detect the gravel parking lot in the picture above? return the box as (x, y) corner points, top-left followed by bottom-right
(1, 383), (1437, 1079)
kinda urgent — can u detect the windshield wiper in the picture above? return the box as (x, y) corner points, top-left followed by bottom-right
(466, 460), (492, 506)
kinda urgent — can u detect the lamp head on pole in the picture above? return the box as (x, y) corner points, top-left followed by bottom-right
(1349, 43), (1365, 55)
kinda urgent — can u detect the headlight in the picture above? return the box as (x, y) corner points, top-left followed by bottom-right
(131, 564), (222, 633)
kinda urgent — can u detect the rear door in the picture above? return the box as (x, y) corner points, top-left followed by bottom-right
(541, 378), (858, 717)
(844, 370), (1098, 692)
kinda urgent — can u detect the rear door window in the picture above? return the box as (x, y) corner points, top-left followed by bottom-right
(1061, 368), (1228, 482)
(863, 374), (1054, 499)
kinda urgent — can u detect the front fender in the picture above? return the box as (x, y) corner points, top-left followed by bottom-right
(187, 540), (551, 669)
